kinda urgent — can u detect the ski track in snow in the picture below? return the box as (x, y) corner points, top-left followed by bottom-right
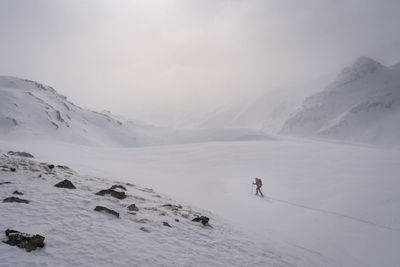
(260, 194), (400, 232)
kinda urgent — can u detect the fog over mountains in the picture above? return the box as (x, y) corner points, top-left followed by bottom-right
(0, 76), (272, 146)
(281, 57), (400, 147)
(1, 56), (399, 148)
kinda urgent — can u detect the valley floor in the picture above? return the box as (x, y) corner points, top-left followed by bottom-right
(1, 137), (399, 266)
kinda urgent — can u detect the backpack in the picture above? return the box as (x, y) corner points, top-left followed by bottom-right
(258, 178), (262, 186)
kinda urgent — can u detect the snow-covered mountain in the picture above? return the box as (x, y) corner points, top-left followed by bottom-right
(0, 76), (273, 146)
(179, 89), (304, 134)
(0, 76), (157, 146)
(280, 57), (400, 147)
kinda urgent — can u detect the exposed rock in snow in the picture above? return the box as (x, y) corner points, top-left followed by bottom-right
(94, 206), (120, 218)
(3, 196), (30, 204)
(127, 204), (139, 212)
(95, 188), (127, 200)
(0, 149), (302, 266)
(54, 179), (76, 189)
(3, 229), (45, 252)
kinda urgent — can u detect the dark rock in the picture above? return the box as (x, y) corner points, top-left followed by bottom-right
(12, 191), (23, 195)
(159, 212), (166, 216)
(3, 229), (45, 252)
(56, 165), (68, 169)
(110, 185), (127, 191)
(10, 167), (16, 172)
(139, 227), (150, 233)
(48, 164), (55, 170)
(94, 206), (119, 218)
(3, 197), (29, 204)
(0, 182), (12, 185)
(192, 216), (210, 226)
(162, 204), (183, 211)
(175, 219), (180, 222)
(129, 212), (136, 215)
(128, 204), (139, 212)
(54, 179), (76, 189)
(162, 222), (172, 228)
(7, 151), (34, 158)
(96, 189), (126, 200)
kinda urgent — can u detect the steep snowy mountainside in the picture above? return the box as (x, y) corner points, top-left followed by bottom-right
(280, 57), (400, 147)
(0, 76), (154, 146)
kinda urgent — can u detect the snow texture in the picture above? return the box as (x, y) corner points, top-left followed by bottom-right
(0, 151), (304, 267)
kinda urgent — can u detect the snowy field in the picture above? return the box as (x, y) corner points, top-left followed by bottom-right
(1, 137), (399, 266)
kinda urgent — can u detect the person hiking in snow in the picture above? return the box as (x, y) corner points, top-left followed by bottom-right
(253, 177), (264, 197)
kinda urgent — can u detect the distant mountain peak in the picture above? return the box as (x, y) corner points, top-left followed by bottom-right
(338, 56), (384, 82)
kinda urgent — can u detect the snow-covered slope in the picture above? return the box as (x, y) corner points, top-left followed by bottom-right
(0, 149), (307, 266)
(280, 57), (400, 147)
(2, 138), (400, 267)
(0, 76), (274, 146)
(0, 76), (152, 146)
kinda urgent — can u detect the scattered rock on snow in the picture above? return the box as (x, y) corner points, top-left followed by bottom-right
(54, 179), (76, 189)
(162, 204), (183, 211)
(94, 206), (120, 218)
(110, 185), (127, 191)
(139, 227), (150, 233)
(48, 164), (55, 170)
(0, 181), (12, 185)
(7, 151), (34, 158)
(192, 215), (210, 226)
(3, 229), (45, 252)
(12, 190), (23, 195)
(96, 189), (126, 200)
(129, 212), (136, 215)
(3, 197), (30, 204)
(162, 222), (172, 228)
(175, 219), (180, 222)
(10, 167), (16, 172)
(128, 204), (139, 211)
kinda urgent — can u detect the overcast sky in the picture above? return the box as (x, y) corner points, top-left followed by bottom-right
(0, 0), (400, 122)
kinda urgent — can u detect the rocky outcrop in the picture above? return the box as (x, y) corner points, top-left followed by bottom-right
(96, 188), (127, 200)
(54, 179), (76, 189)
(94, 206), (119, 218)
(192, 215), (210, 226)
(3, 229), (45, 252)
(128, 204), (139, 212)
(3, 197), (29, 204)
(110, 185), (127, 191)
(162, 222), (172, 228)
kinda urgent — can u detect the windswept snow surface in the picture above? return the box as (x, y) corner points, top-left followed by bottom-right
(2, 138), (399, 266)
(0, 150), (302, 267)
